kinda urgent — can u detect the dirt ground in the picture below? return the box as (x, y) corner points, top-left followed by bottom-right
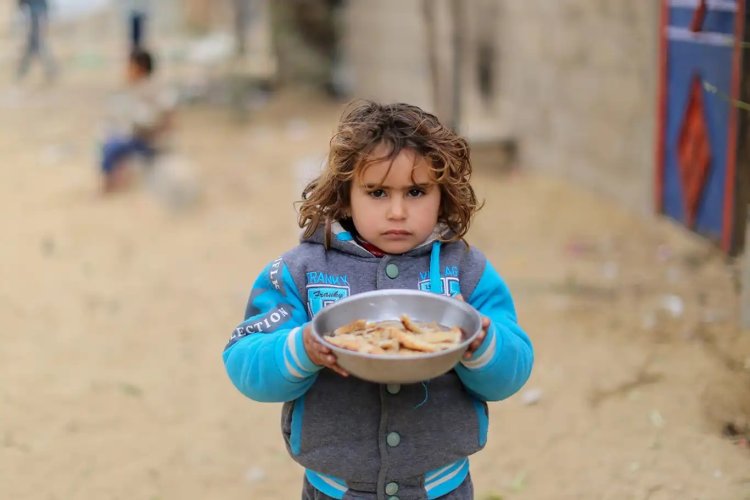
(3, 17), (750, 500)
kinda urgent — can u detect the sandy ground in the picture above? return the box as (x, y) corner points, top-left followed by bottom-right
(2, 12), (750, 500)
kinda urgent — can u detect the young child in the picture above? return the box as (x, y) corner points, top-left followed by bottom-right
(100, 48), (175, 193)
(223, 100), (534, 499)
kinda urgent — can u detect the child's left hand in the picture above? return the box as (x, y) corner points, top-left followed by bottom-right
(464, 316), (490, 359)
(454, 294), (490, 359)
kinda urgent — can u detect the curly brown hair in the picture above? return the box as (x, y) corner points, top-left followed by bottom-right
(297, 100), (482, 245)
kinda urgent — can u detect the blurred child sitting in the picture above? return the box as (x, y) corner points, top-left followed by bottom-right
(100, 48), (176, 193)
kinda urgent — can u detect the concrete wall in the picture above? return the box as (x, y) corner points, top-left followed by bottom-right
(494, 1), (660, 214)
(343, 0), (661, 215)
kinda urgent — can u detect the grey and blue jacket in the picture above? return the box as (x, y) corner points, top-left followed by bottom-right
(223, 223), (534, 499)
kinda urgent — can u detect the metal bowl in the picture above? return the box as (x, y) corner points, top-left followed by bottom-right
(311, 289), (482, 384)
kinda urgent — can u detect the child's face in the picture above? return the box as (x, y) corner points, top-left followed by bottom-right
(126, 61), (145, 83)
(349, 147), (441, 254)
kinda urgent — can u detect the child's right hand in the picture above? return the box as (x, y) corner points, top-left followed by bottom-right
(303, 325), (349, 377)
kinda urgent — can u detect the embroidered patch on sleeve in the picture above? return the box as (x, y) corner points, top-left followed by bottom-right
(268, 257), (285, 295)
(232, 305), (293, 340)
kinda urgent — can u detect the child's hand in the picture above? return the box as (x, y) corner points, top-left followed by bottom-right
(302, 325), (349, 377)
(454, 294), (490, 359)
(464, 316), (490, 359)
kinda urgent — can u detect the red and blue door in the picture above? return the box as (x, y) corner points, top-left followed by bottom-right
(656, 0), (747, 253)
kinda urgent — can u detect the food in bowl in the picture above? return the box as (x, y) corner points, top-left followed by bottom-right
(324, 314), (462, 356)
(310, 289), (481, 383)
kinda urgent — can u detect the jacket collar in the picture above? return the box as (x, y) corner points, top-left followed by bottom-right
(302, 221), (450, 258)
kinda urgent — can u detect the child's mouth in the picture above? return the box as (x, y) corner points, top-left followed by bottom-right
(383, 230), (411, 238)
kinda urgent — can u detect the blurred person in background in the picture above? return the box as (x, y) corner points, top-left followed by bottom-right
(223, 100), (534, 499)
(16, 0), (56, 81)
(99, 48), (176, 194)
(125, 0), (150, 51)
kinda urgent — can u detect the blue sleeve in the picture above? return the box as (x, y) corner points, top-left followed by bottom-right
(222, 258), (322, 403)
(455, 261), (534, 401)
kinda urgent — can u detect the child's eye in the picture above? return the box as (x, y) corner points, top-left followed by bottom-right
(368, 189), (386, 198)
(407, 188), (426, 197)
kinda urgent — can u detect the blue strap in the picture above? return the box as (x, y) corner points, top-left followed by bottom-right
(429, 240), (442, 295)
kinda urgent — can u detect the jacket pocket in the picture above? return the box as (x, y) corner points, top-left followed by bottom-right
(281, 396), (306, 456)
(471, 398), (489, 447)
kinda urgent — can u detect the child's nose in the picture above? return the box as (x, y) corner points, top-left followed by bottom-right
(387, 198), (406, 219)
